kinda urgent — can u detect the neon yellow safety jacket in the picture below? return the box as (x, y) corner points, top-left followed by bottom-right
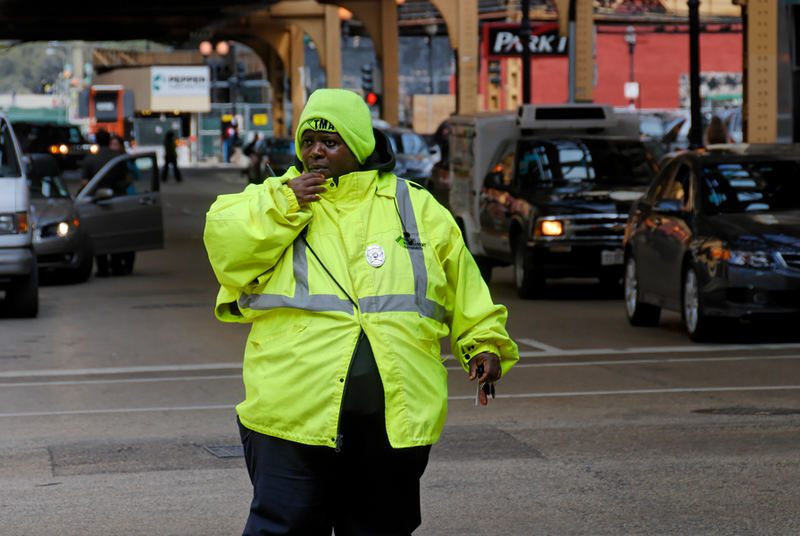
(204, 158), (518, 449)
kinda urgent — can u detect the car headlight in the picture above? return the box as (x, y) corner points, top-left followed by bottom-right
(0, 212), (29, 234)
(535, 219), (564, 237)
(41, 220), (75, 238)
(710, 247), (773, 268)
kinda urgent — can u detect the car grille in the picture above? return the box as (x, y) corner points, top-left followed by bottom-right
(565, 214), (628, 240)
(777, 251), (800, 271)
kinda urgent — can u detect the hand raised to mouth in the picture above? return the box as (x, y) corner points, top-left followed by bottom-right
(287, 172), (327, 204)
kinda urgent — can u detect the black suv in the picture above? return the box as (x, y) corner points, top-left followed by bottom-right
(11, 121), (96, 174)
(480, 135), (662, 296)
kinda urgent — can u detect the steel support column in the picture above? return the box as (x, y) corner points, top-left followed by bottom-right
(289, 25), (306, 129)
(554, 0), (594, 103)
(739, 0), (778, 143)
(340, 0), (400, 125)
(430, 0), (478, 114)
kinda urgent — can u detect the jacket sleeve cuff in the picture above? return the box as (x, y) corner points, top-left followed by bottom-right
(279, 183), (300, 213)
(460, 343), (501, 367)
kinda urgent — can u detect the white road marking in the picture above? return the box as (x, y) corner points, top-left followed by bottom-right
(2, 342), (800, 380)
(516, 338), (562, 352)
(0, 363), (241, 379)
(0, 374), (241, 388)
(2, 384), (799, 418)
(514, 342), (800, 358)
(445, 353), (800, 370)
(2, 354), (798, 387)
(0, 405), (235, 418)
(449, 385), (800, 400)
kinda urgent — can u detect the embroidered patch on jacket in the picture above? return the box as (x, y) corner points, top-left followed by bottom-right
(395, 233), (425, 250)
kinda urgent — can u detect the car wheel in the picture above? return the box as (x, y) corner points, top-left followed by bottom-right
(624, 257), (660, 326)
(67, 247), (94, 284)
(4, 268), (38, 318)
(513, 234), (544, 299)
(682, 266), (716, 342)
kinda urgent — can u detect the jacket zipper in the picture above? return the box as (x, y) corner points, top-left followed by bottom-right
(335, 329), (364, 453)
(300, 225), (362, 453)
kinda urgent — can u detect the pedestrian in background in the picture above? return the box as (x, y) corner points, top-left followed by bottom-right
(705, 115), (731, 145)
(204, 88), (518, 536)
(161, 130), (182, 182)
(243, 133), (266, 185)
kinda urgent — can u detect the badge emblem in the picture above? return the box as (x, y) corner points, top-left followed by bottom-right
(365, 244), (385, 267)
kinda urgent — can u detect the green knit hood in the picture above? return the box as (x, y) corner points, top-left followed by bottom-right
(294, 88), (376, 165)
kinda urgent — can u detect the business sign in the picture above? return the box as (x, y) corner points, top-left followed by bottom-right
(484, 22), (568, 58)
(151, 66), (210, 96)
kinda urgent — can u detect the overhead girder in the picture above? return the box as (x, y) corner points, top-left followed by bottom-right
(221, 3), (342, 136)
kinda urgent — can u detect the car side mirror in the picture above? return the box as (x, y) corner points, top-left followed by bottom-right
(654, 198), (685, 214)
(483, 171), (505, 190)
(93, 187), (115, 201)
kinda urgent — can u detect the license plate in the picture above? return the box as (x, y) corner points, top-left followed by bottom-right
(601, 249), (624, 266)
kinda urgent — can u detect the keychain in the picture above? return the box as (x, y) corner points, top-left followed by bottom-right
(474, 364), (496, 406)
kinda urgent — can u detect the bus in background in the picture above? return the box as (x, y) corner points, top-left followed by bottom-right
(79, 85), (134, 139)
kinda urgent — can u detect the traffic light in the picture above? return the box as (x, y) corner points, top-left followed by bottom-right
(365, 91), (380, 108)
(361, 64), (373, 95)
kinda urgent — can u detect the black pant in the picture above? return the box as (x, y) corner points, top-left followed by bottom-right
(161, 157), (182, 182)
(95, 251), (134, 276)
(238, 415), (430, 536)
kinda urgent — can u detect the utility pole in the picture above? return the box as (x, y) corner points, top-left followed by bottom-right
(521, 0), (532, 103)
(567, 0), (576, 102)
(688, 0), (703, 148)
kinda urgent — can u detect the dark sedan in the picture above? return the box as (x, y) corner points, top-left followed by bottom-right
(13, 121), (97, 177)
(27, 153), (94, 283)
(623, 144), (800, 341)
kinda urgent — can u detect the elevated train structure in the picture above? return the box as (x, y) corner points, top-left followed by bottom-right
(0, 0), (794, 142)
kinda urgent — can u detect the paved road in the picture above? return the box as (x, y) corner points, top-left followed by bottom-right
(1, 168), (799, 535)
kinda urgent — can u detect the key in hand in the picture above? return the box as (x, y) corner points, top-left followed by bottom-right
(475, 364), (484, 406)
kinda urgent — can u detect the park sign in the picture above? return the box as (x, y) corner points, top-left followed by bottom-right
(484, 22), (568, 58)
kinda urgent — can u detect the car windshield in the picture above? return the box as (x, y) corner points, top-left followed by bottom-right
(387, 132), (429, 156)
(51, 126), (85, 144)
(0, 123), (21, 176)
(29, 172), (70, 199)
(701, 159), (800, 213)
(516, 138), (659, 188)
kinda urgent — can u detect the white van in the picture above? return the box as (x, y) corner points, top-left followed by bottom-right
(0, 113), (37, 317)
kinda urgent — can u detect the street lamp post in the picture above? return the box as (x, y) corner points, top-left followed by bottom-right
(46, 44), (71, 112)
(687, 0), (703, 149)
(199, 40), (230, 106)
(624, 25), (636, 108)
(424, 23), (438, 95)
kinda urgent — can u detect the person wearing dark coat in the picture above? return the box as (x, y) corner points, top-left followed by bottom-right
(161, 130), (182, 182)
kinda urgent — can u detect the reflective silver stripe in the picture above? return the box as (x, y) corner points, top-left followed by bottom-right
(239, 237), (353, 314)
(359, 294), (445, 322)
(387, 179), (446, 322)
(238, 179), (446, 320)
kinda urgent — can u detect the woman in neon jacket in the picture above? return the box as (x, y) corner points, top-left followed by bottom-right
(204, 88), (518, 536)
